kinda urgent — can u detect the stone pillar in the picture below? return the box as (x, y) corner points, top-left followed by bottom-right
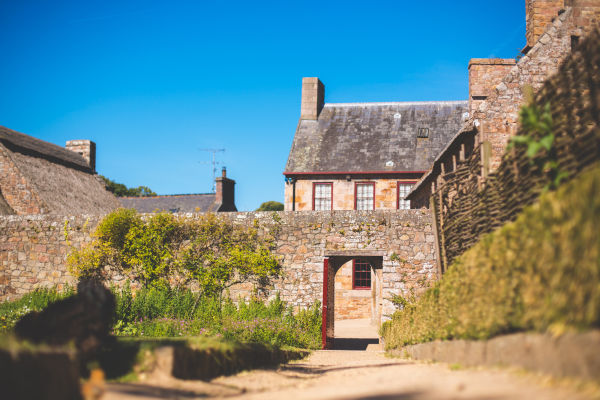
(65, 140), (96, 172)
(526, 0), (565, 48)
(468, 59), (516, 116)
(300, 77), (325, 120)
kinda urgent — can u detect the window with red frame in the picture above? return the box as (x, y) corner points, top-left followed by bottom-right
(355, 182), (375, 210)
(353, 259), (371, 289)
(313, 183), (332, 210)
(397, 182), (414, 210)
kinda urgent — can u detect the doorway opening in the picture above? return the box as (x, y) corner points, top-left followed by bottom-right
(322, 254), (383, 350)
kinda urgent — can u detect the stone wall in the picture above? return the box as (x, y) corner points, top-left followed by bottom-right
(334, 260), (373, 320)
(479, 3), (600, 171)
(0, 143), (45, 215)
(526, 0), (565, 48)
(468, 59), (516, 116)
(0, 210), (437, 321)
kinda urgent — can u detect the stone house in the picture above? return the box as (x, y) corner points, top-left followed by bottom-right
(120, 167), (237, 213)
(0, 125), (120, 215)
(283, 78), (467, 213)
(283, 80), (467, 320)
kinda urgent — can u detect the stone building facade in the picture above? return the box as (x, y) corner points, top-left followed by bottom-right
(283, 79), (466, 319)
(283, 78), (467, 213)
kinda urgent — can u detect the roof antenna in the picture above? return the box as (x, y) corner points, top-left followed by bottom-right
(199, 148), (225, 192)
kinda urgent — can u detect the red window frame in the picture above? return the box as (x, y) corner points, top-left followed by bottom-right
(397, 181), (416, 210)
(352, 259), (371, 290)
(354, 182), (376, 210)
(312, 182), (333, 211)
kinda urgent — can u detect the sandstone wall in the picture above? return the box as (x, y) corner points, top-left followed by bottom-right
(285, 178), (418, 211)
(0, 210), (437, 321)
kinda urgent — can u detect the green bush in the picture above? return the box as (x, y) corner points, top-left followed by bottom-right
(68, 210), (281, 295)
(382, 163), (600, 348)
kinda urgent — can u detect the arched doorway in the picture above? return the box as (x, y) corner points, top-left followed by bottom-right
(322, 251), (384, 349)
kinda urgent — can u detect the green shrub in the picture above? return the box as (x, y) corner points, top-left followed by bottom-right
(68, 211), (281, 296)
(382, 163), (600, 348)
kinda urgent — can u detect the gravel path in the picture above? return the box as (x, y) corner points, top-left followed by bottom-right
(103, 320), (593, 400)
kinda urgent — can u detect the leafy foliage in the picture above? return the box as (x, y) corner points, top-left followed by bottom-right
(68, 209), (281, 296)
(507, 96), (567, 190)
(256, 201), (284, 211)
(109, 284), (321, 348)
(0, 285), (322, 349)
(100, 176), (156, 197)
(382, 163), (600, 348)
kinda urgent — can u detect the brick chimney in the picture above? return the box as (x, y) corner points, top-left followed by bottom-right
(468, 58), (516, 115)
(526, 0), (565, 48)
(65, 140), (96, 172)
(215, 167), (237, 212)
(300, 77), (325, 120)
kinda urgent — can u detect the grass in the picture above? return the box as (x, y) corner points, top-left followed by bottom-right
(0, 284), (322, 349)
(382, 162), (600, 348)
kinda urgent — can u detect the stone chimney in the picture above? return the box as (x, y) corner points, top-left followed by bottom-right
(65, 140), (96, 172)
(526, 0), (565, 48)
(468, 58), (516, 115)
(215, 167), (237, 212)
(300, 77), (325, 120)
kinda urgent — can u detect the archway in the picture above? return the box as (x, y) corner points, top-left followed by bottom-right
(322, 251), (384, 350)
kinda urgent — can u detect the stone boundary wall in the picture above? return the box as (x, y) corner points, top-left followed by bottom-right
(0, 210), (437, 318)
(393, 330), (600, 382)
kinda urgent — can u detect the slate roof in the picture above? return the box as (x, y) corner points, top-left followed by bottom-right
(119, 194), (219, 213)
(0, 125), (92, 172)
(284, 101), (468, 174)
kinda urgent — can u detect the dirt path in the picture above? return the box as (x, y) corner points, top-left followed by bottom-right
(103, 320), (593, 400)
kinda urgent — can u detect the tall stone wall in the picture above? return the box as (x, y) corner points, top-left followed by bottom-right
(0, 210), (437, 319)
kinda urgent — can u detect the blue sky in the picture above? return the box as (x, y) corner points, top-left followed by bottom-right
(0, 0), (525, 211)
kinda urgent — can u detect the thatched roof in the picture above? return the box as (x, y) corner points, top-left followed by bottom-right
(0, 125), (91, 172)
(0, 126), (120, 215)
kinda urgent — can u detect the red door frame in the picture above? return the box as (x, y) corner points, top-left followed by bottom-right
(321, 257), (329, 349)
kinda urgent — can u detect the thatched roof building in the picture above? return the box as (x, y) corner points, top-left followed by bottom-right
(0, 125), (121, 215)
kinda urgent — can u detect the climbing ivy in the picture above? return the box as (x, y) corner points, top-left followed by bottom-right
(507, 93), (567, 190)
(68, 209), (281, 296)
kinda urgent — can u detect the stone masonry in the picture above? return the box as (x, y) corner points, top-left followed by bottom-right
(0, 210), (437, 323)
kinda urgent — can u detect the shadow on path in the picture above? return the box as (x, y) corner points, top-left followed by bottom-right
(333, 337), (379, 350)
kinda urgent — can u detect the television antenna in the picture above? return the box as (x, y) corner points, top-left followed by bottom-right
(199, 148), (225, 192)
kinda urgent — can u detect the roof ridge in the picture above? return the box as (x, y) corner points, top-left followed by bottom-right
(120, 193), (215, 198)
(324, 100), (468, 107)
